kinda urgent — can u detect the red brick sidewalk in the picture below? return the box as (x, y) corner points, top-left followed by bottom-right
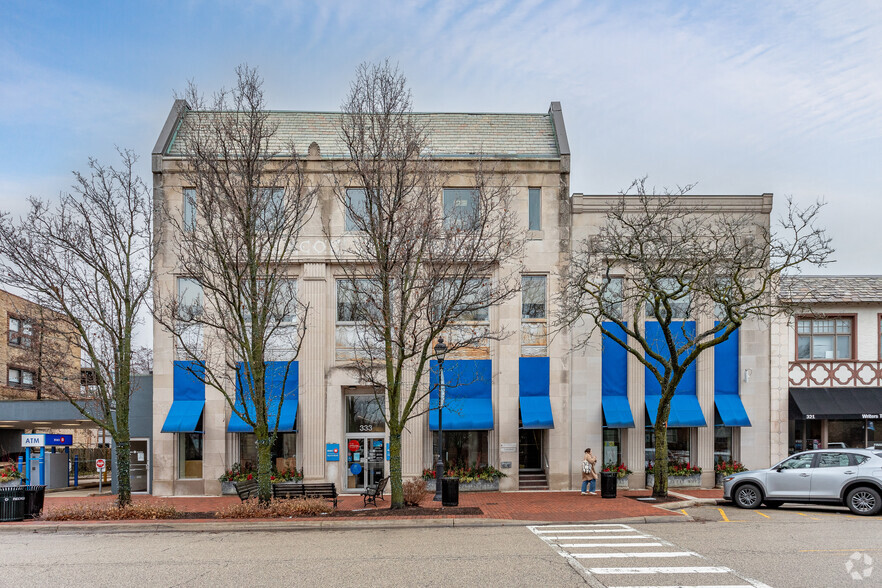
(34, 489), (684, 524)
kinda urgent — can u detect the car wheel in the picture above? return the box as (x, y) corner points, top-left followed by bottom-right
(764, 500), (782, 509)
(734, 483), (762, 509)
(846, 487), (882, 516)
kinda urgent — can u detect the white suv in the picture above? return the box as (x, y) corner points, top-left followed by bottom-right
(723, 449), (882, 516)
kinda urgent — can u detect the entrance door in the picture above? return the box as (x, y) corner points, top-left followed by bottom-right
(345, 436), (385, 490)
(519, 429), (542, 470)
(129, 439), (149, 493)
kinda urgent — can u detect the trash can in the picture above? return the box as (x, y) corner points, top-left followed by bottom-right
(600, 471), (617, 499)
(441, 477), (460, 507)
(22, 485), (46, 519)
(0, 487), (26, 522)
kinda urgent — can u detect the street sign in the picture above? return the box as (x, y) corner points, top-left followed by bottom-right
(96, 459), (106, 472)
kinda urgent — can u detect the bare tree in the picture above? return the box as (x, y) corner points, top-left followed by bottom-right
(559, 178), (833, 497)
(153, 65), (316, 504)
(0, 149), (154, 507)
(329, 61), (524, 508)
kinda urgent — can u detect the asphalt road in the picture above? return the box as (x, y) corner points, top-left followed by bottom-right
(1, 506), (880, 588)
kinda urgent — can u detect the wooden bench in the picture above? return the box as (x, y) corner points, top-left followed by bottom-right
(272, 482), (338, 508)
(361, 476), (389, 507)
(233, 480), (259, 501)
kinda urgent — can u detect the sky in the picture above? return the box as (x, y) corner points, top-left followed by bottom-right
(1, 0), (880, 279)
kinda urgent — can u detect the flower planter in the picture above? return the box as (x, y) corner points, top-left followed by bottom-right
(221, 481), (238, 495)
(715, 474), (725, 487)
(616, 476), (630, 489)
(645, 473), (701, 488)
(458, 480), (499, 492)
(1, 480), (23, 488)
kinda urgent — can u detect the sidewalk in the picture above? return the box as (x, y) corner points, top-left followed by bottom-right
(0, 488), (723, 532)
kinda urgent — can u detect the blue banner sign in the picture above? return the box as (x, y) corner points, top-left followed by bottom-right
(386, 443), (390, 461)
(45, 434), (73, 446)
(326, 443), (340, 461)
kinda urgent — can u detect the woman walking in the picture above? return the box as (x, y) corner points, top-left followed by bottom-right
(581, 448), (598, 495)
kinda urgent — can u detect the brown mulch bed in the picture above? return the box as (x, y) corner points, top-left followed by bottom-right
(176, 506), (483, 520)
(624, 494), (684, 505)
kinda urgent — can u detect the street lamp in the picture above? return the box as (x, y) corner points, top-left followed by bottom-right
(433, 336), (447, 502)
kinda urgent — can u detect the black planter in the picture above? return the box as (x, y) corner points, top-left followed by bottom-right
(600, 471), (617, 499)
(441, 477), (460, 506)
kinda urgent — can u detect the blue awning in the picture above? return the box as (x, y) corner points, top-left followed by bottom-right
(429, 359), (493, 430)
(714, 326), (751, 426)
(228, 361), (298, 433)
(601, 322), (635, 428)
(644, 321), (707, 427)
(519, 356), (553, 429)
(161, 361), (206, 433)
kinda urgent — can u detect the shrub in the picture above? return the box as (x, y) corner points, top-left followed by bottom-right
(402, 478), (428, 506)
(421, 463), (506, 483)
(218, 462), (303, 483)
(645, 460), (702, 476)
(715, 459), (747, 475)
(602, 462), (632, 479)
(0, 464), (23, 483)
(215, 497), (333, 519)
(43, 502), (180, 521)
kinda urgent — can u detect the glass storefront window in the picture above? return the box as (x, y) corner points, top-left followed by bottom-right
(791, 419), (823, 453)
(239, 433), (297, 470)
(346, 394), (386, 434)
(869, 421), (880, 450)
(602, 428), (622, 467)
(714, 426), (733, 463)
(178, 433), (203, 479)
(432, 430), (489, 467)
(645, 427), (691, 466)
(827, 419), (866, 449)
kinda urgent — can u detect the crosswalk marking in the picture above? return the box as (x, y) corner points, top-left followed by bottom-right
(528, 523), (772, 588)
(574, 551), (698, 559)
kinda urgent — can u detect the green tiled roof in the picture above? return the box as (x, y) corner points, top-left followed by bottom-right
(166, 111), (560, 159)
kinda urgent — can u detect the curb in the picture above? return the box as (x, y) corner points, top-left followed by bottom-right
(0, 513), (692, 535)
(654, 492), (727, 510)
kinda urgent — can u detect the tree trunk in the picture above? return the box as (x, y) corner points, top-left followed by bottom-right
(652, 422), (669, 498)
(256, 435), (273, 505)
(114, 436), (132, 507)
(389, 430), (403, 509)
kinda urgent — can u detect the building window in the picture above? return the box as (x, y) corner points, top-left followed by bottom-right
(178, 433), (203, 479)
(239, 433), (297, 471)
(528, 188), (541, 231)
(176, 278), (203, 359)
(714, 426), (733, 464)
(646, 277), (690, 320)
(183, 188), (196, 231)
(346, 394), (386, 434)
(450, 278), (490, 324)
(345, 188), (367, 232)
(602, 428), (622, 467)
(432, 430), (489, 467)
(8, 317), (33, 348)
(335, 279), (382, 359)
(7, 368), (35, 388)
(797, 317), (853, 360)
(256, 188), (285, 233)
(443, 188), (479, 230)
(521, 275), (547, 356)
(602, 276), (623, 320)
(645, 427), (690, 467)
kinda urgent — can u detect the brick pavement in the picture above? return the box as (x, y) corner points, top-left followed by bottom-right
(31, 489), (683, 524)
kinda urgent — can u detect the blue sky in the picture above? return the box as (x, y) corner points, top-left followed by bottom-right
(2, 0), (880, 274)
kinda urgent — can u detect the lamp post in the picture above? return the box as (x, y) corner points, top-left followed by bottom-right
(433, 336), (447, 502)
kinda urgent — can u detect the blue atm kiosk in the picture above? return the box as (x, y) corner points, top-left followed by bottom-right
(21, 434), (73, 489)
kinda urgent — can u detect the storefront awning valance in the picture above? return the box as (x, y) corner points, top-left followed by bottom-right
(161, 361), (206, 433)
(429, 359), (493, 431)
(714, 327), (751, 427)
(519, 356), (553, 429)
(790, 388), (882, 420)
(644, 321), (706, 427)
(228, 361), (299, 433)
(601, 322), (635, 428)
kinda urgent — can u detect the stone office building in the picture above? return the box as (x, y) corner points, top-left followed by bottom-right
(150, 99), (781, 495)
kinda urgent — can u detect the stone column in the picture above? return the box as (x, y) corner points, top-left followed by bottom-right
(626, 330), (646, 487)
(301, 262), (327, 480)
(695, 314), (716, 488)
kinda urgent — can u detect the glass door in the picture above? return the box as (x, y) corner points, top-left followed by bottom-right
(344, 392), (387, 491)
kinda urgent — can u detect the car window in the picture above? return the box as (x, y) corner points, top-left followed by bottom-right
(853, 455), (870, 465)
(817, 452), (849, 468)
(779, 454), (814, 469)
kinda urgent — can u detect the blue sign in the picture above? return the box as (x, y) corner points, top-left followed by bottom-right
(326, 443), (340, 461)
(373, 440), (383, 448)
(44, 434), (72, 446)
(386, 443), (390, 461)
(350, 463), (363, 475)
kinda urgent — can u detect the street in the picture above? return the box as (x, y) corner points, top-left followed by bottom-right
(0, 506), (879, 587)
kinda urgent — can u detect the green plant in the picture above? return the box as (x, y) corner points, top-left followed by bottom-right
(715, 459), (747, 475)
(602, 462), (632, 479)
(0, 464), (23, 483)
(645, 459), (701, 476)
(421, 463), (506, 483)
(218, 462), (303, 483)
